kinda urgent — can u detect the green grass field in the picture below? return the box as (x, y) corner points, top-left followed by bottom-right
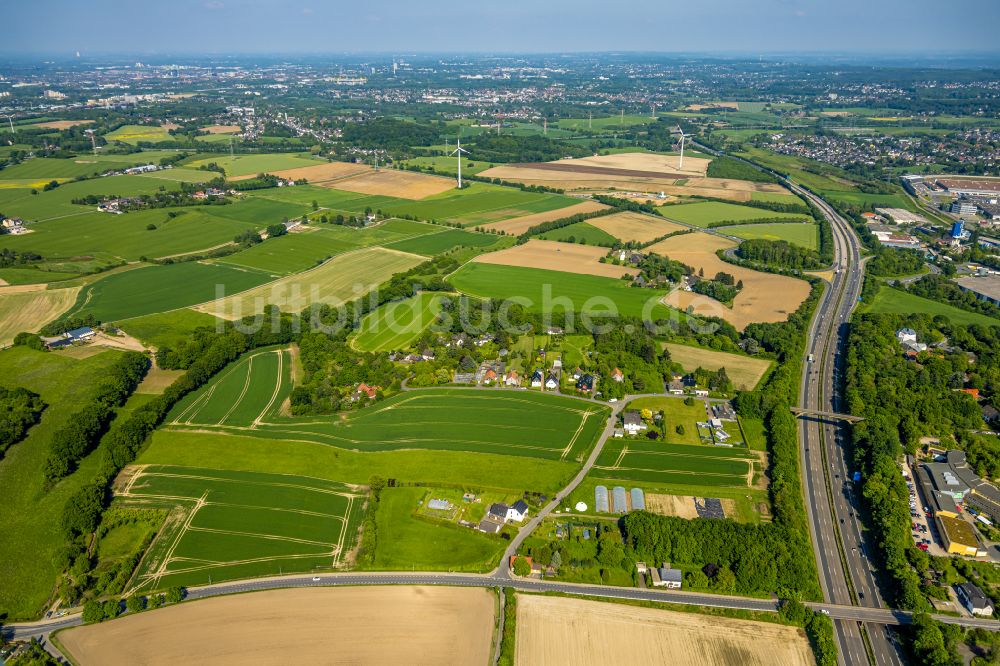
(118, 309), (224, 348)
(659, 201), (811, 227)
(735, 146), (859, 193)
(537, 222), (618, 246)
(401, 156), (494, 175)
(384, 228), (501, 256)
(0, 156), (171, 182)
(719, 222), (819, 250)
(0, 347), (128, 620)
(381, 184), (580, 227)
(350, 293), (445, 353)
(366, 486), (504, 572)
(186, 153), (324, 177)
(0, 174), (189, 222)
(450, 263), (678, 320)
(69, 261), (275, 322)
(555, 115), (656, 131)
(0, 208), (260, 263)
(750, 191), (800, 204)
(0, 267), (81, 285)
(166, 349), (609, 461)
(121, 465), (364, 591)
(860, 286), (1000, 328)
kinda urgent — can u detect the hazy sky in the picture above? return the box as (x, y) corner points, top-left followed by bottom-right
(4, 0), (1000, 56)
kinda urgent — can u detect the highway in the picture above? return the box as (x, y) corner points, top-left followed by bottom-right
(793, 181), (905, 666)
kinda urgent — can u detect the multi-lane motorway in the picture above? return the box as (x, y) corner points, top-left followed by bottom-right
(793, 182), (905, 666)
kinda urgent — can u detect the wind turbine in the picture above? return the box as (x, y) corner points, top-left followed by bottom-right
(4, 115), (14, 134)
(451, 137), (469, 188)
(84, 128), (97, 155)
(676, 127), (690, 170)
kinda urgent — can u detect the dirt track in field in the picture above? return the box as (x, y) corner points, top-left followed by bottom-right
(474, 239), (635, 278)
(587, 211), (687, 243)
(647, 232), (810, 331)
(516, 594), (812, 666)
(58, 586), (495, 666)
(327, 169), (456, 200)
(482, 200), (608, 235)
(229, 161), (368, 183)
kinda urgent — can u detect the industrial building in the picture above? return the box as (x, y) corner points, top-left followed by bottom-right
(918, 450), (999, 557)
(951, 201), (978, 216)
(956, 275), (1000, 308)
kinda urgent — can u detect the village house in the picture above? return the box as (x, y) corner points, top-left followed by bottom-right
(576, 373), (595, 394)
(611, 367), (624, 383)
(503, 370), (521, 387)
(545, 374), (558, 390)
(650, 563), (683, 589)
(530, 370), (544, 388)
(623, 410), (647, 435)
(506, 500), (529, 523)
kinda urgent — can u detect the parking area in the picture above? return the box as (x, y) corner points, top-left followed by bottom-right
(903, 461), (947, 557)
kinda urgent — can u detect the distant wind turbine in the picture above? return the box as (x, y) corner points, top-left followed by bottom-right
(84, 129), (96, 155)
(451, 137), (469, 188)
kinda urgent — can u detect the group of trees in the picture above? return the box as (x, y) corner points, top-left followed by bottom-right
(81, 586), (185, 624)
(340, 117), (442, 152)
(43, 352), (150, 484)
(0, 247), (42, 266)
(902, 274), (1000, 320)
(456, 134), (589, 164)
(705, 156), (780, 183)
(844, 313), (998, 614)
(0, 386), (45, 459)
(691, 270), (743, 304)
(736, 238), (824, 271)
(867, 247), (926, 278)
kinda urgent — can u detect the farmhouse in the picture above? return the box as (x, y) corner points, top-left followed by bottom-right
(623, 411), (647, 435)
(66, 327), (96, 342)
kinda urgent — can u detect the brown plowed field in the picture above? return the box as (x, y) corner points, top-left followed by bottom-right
(58, 586), (495, 666)
(474, 239), (634, 278)
(516, 594), (812, 666)
(202, 124), (241, 134)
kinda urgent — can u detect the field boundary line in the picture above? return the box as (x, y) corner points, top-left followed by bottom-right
(185, 526), (338, 548)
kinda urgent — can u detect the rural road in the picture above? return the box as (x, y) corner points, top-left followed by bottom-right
(9, 570), (999, 645)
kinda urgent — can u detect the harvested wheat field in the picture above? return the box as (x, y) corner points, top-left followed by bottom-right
(202, 124), (241, 134)
(647, 232), (809, 330)
(646, 493), (700, 519)
(229, 161), (368, 183)
(475, 239), (634, 278)
(588, 211), (687, 243)
(480, 152), (710, 193)
(516, 594), (812, 666)
(663, 342), (771, 390)
(58, 586), (494, 666)
(34, 119), (95, 130)
(482, 200), (608, 235)
(195, 246), (425, 319)
(654, 178), (790, 203)
(331, 169), (456, 200)
(0, 286), (80, 346)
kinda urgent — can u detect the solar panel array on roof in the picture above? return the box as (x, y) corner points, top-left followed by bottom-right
(630, 487), (645, 511)
(612, 486), (628, 513)
(595, 485), (609, 513)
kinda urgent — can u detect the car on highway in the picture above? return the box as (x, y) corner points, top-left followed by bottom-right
(312, 576), (321, 582)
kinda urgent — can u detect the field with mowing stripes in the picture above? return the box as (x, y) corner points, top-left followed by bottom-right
(592, 439), (758, 487)
(165, 349), (609, 461)
(350, 293), (446, 352)
(119, 465), (364, 591)
(195, 246), (424, 319)
(718, 222), (818, 250)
